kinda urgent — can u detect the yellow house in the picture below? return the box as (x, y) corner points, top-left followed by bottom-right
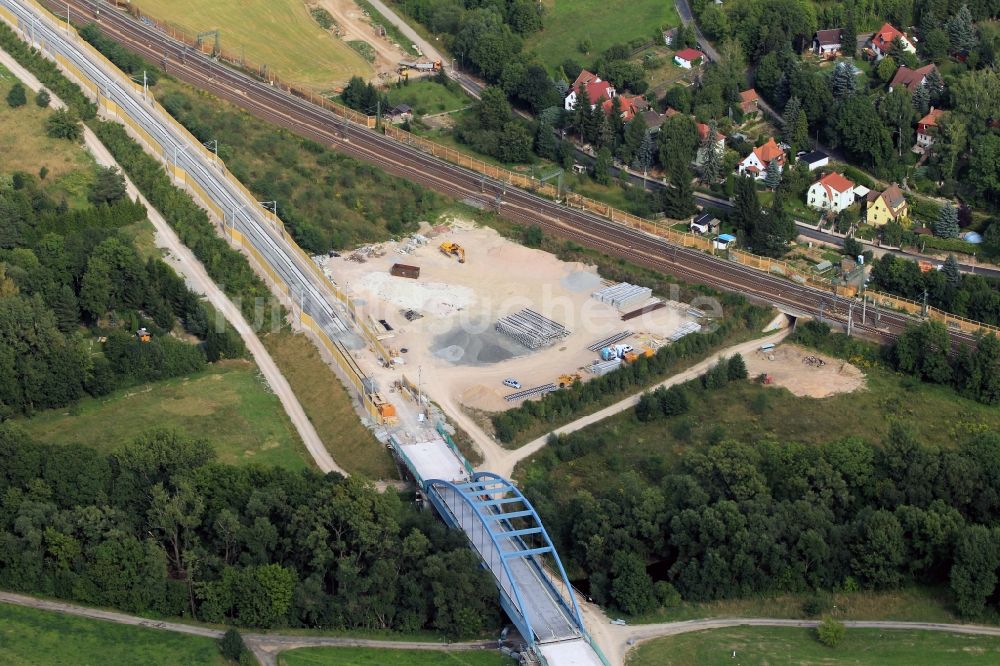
(866, 184), (908, 226)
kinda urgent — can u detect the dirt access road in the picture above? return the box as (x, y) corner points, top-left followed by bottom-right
(310, 0), (409, 78)
(0, 47), (345, 477)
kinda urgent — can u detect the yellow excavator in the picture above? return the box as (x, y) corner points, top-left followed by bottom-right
(557, 373), (582, 388)
(439, 241), (466, 263)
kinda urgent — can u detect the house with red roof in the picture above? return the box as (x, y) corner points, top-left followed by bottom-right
(915, 107), (945, 153)
(673, 48), (704, 69)
(738, 89), (760, 117)
(869, 22), (915, 60)
(564, 75), (617, 111)
(889, 64), (937, 93)
(602, 94), (649, 122)
(813, 29), (844, 58)
(807, 172), (857, 213)
(737, 137), (785, 180)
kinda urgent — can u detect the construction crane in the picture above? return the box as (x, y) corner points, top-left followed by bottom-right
(439, 241), (466, 263)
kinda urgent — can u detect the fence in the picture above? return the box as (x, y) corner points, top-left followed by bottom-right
(866, 290), (1000, 336)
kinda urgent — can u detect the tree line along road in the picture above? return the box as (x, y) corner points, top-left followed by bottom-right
(45, 0), (984, 350)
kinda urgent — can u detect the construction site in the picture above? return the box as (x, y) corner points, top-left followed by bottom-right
(319, 220), (704, 417)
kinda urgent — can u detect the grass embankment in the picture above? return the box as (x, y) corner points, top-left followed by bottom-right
(0, 62), (95, 203)
(263, 331), (396, 478)
(628, 626), (1000, 665)
(526, 0), (679, 71)
(387, 79), (470, 116)
(153, 75), (445, 252)
(18, 360), (310, 470)
(279, 646), (513, 666)
(131, 0), (370, 88)
(0, 603), (227, 665)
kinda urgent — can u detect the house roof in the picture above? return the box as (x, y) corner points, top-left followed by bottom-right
(918, 107), (944, 128)
(602, 94), (646, 120)
(889, 64), (936, 92)
(872, 23), (906, 52)
(879, 184), (907, 214)
(663, 107), (680, 117)
(694, 212), (715, 225)
(641, 110), (664, 128)
(738, 89), (760, 113)
(696, 122), (725, 142)
(816, 172), (855, 194)
(799, 150), (828, 164)
(584, 80), (615, 105)
(815, 28), (843, 46)
(571, 69), (600, 91)
(717, 233), (736, 242)
(391, 104), (411, 114)
(675, 48), (704, 62)
(752, 137), (784, 164)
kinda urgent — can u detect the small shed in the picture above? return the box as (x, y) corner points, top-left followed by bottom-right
(797, 150), (829, 171)
(388, 104), (413, 123)
(690, 212), (721, 235)
(713, 233), (736, 250)
(390, 263), (420, 279)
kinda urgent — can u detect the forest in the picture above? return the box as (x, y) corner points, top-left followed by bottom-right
(0, 427), (500, 635)
(521, 322), (1000, 617)
(0, 165), (244, 418)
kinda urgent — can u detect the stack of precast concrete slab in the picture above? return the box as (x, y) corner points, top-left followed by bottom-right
(495, 308), (570, 349)
(592, 282), (653, 311)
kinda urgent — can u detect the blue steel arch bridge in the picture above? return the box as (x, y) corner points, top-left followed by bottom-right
(391, 427), (608, 665)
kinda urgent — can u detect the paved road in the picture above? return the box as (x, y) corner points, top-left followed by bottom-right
(673, 0), (721, 63)
(0, 45), (348, 477)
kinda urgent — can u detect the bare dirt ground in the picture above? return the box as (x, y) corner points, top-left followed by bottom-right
(309, 0), (409, 79)
(745, 343), (865, 398)
(320, 220), (699, 415)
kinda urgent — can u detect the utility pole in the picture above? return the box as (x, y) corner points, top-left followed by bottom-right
(818, 300), (825, 325)
(862, 293), (867, 325)
(65, 1), (70, 34)
(847, 300), (854, 337)
(922, 289), (929, 317)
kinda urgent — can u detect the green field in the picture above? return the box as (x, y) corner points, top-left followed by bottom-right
(132, 0), (371, 89)
(0, 62), (95, 202)
(279, 646), (514, 666)
(387, 79), (471, 116)
(627, 626), (1000, 665)
(263, 331), (396, 478)
(18, 360), (311, 470)
(525, 0), (680, 70)
(0, 603), (227, 665)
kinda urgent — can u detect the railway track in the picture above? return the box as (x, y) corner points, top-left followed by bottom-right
(44, 0), (973, 348)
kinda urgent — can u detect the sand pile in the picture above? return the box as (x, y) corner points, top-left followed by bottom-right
(561, 270), (603, 293)
(431, 321), (529, 365)
(359, 272), (474, 318)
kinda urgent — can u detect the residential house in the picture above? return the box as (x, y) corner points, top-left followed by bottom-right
(915, 107), (944, 153)
(797, 150), (830, 171)
(813, 29), (843, 58)
(737, 89), (760, 118)
(674, 48), (704, 69)
(807, 172), (857, 213)
(737, 137), (785, 180)
(387, 104), (412, 123)
(865, 184), (908, 226)
(869, 23), (916, 60)
(603, 94), (648, 122)
(888, 63), (937, 93)
(662, 28), (678, 47)
(690, 212), (721, 235)
(564, 75), (617, 111)
(640, 109), (665, 133)
(695, 122), (725, 166)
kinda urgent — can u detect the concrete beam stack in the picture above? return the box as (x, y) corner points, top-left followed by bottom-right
(495, 308), (570, 349)
(592, 282), (653, 311)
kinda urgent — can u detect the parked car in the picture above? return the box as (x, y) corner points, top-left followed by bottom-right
(503, 378), (522, 389)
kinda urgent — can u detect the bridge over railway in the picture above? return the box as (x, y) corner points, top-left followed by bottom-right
(391, 428), (608, 665)
(0, 2), (606, 662)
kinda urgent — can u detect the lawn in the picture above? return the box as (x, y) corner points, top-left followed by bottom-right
(387, 79), (471, 116)
(262, 330), (397, 478)
(279, 647), (514, 666)
(17, 360), (312, 470)
(0, 62), (95, 202)
(131, 0), (371, 89)
(0, 602), (227, 666)
(627, 626), (1000, 665)
(525, 0), (680, 71)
